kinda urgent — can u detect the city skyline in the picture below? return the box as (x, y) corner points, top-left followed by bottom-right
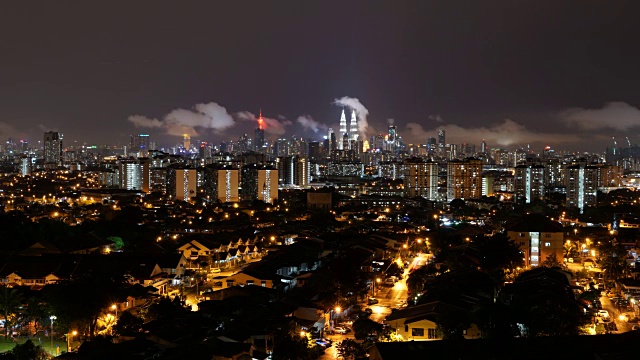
(1, 1), (639, 151)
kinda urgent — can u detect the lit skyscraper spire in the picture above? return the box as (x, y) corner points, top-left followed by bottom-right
(339, 109), (347, 150)
(349, 109), (358, 142)
(254, 109), (265, 151)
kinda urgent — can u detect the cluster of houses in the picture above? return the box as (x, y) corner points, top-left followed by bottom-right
(177, 236), (261, 269)
(0, 253), (186, 292)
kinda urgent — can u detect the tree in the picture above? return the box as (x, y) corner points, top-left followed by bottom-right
(541, 253), (562, 268)
(113, 311), (143, 336)
(352, 318), (383, 340)
(598, 242), (631, 280)
(107, 236), (125, 250)
(22, 297), (46, 336)
(0, 288), (24, 339)
(44, 271), (129, 337)
(271, 323), (319, 360)
(475, 233), (524, 279)
(435, 310), (471, 340)
(336, 339), (366, 360)
(505, 268), (589, 337)
(145, 296), (188, 322)
(10, 340), (49, 360)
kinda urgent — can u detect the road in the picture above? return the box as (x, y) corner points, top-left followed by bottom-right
(182, 258), (263, 310)
(600, 295), (634, 333)
(318, 255), (422, 360)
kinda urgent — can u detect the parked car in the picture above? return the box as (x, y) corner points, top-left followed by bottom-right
(597, 310), (610, 318)
(364, 308), (373, 315)
(368, 297), (379, 305)
(211, 268), (221, 273)
(334, 327), (349, 334)
(315, 339), (332, 348)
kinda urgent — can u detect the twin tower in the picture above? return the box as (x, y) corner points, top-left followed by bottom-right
(337, 109), (358, 150)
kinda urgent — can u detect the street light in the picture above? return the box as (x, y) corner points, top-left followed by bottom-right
(67, 330), (77, 352)
(49, 315), (57, 353)
(111, 304), (118, 319)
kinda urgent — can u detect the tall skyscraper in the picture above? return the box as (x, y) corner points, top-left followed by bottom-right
(254, 110), (265, 152)
(183, 134), (191, 151)
(44, 131), (63, 167)
(349, 110), (358, 142)
(438, 129), (446, 150)
(387, 125), (397, 152)
(130, 134), (151, 157)
(388, 125), (397, 143)
(339, 109), (347, 150)
(328, 128), (335, 151)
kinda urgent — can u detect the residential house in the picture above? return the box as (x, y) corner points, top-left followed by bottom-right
(222, 270), (279, 289)
(384, 301), (481, 341)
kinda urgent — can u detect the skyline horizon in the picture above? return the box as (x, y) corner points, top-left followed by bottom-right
(2, 2), (639, 153)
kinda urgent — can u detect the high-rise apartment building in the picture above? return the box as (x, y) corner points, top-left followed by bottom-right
(119, 159), (150, 192)
(403, 158), (438, 200)
(168, 168), (197, 201)
(514, 165), (546, 203)
(598, 164), (622, 188)
(44, 131), (63, 167)
(203, 164), (239, 203)
(565, 165), (598, 212)
(446, 158), (482, 201)
(241, 164), (278, 204)
(277, 156), (310, 188)
(19, 156), (32, 176)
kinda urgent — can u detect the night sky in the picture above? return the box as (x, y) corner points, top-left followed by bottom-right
(1, 0), (639, 151)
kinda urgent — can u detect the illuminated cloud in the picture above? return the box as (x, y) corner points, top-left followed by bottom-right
(297, 115), (327, 133)
(560, 102), (640, 131)
(404, 119), (581, 147)
(129, 102), (235, 136)
(128, 115), (163, 128)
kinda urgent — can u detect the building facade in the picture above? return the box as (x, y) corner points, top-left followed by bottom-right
(514, 165), (546, 203)
(446, 158), (482, 201)
(403, 158), (438, 200)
